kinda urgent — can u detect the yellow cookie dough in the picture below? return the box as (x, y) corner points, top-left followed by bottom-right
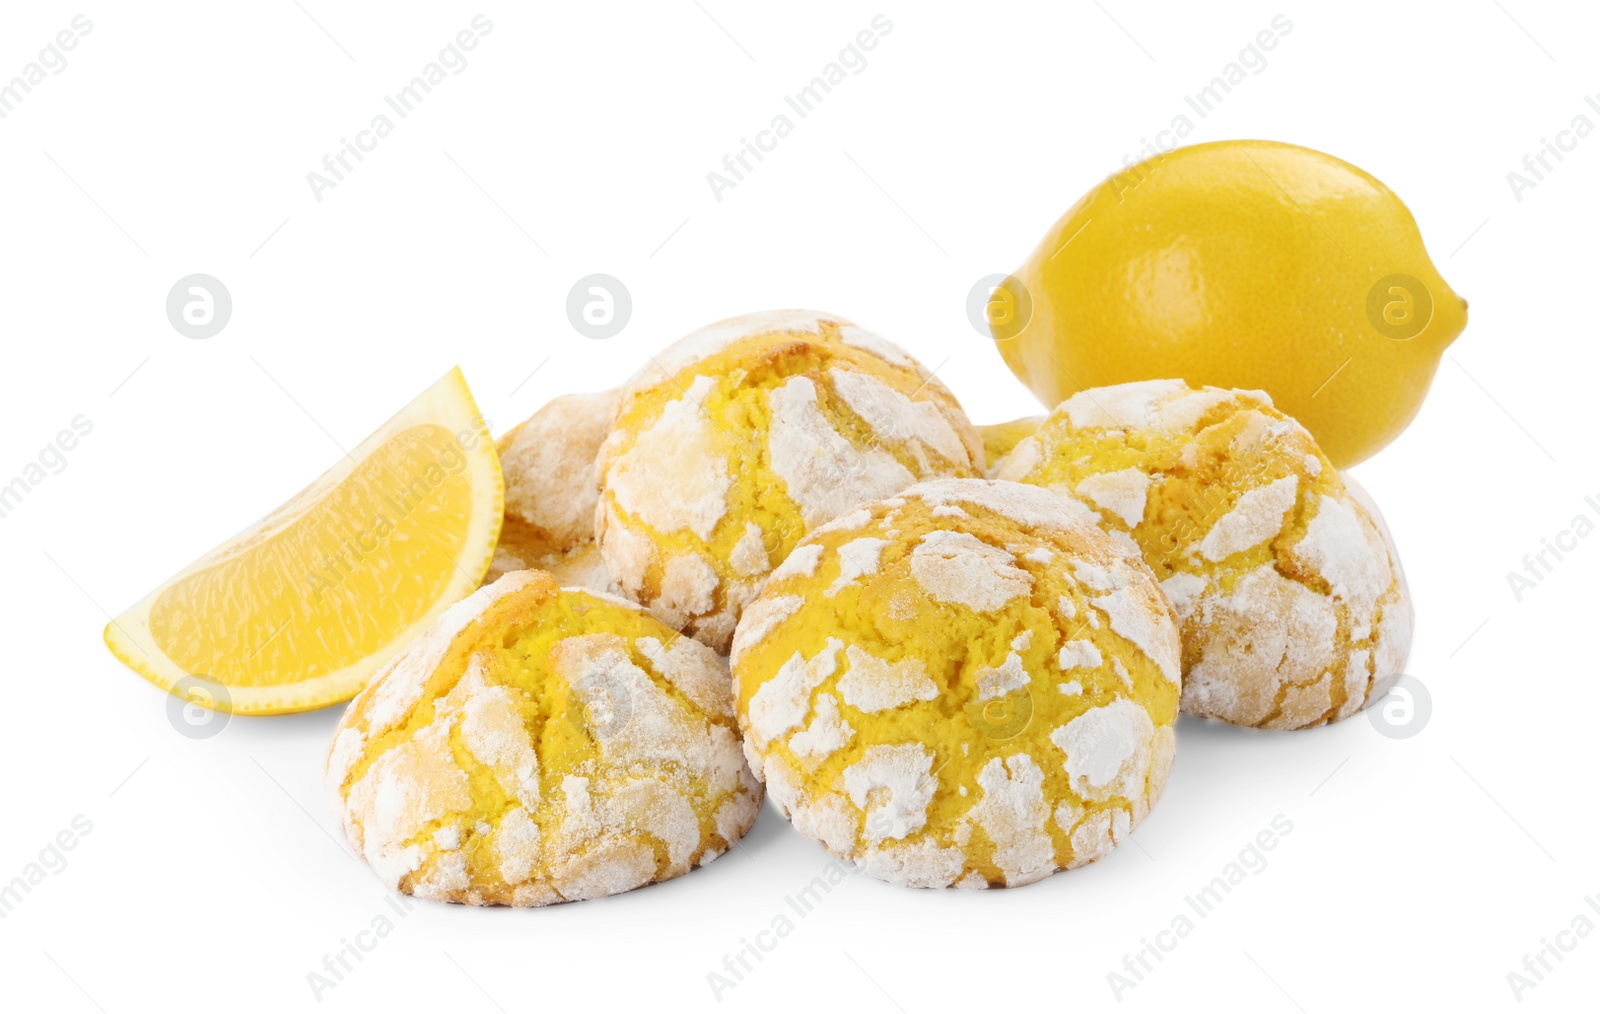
(996, 379), (1413, 729)
(731, 478), (1179, 889)
(979, 416), (1044, 475)
(327, 570), (761, 906)
(487, 389), (620, 592)
(596, 310), (985, 654)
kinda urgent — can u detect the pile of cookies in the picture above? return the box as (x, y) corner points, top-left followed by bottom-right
(328, 310), (1411, 904)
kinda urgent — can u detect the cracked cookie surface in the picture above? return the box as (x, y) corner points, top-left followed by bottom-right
(327, 570), (760, 906)
(996, 379), (1413, 729)
(732, 478), (1179, 889)
(595, 310), (984, 654)
(488, 389), (620, 593)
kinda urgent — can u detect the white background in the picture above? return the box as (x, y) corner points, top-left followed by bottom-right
(1, 2), (1595, 1011)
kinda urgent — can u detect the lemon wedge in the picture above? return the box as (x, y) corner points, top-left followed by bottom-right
(104, 367), (503, 714)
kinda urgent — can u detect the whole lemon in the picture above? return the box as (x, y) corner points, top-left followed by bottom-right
(992, 140), (1466, 467)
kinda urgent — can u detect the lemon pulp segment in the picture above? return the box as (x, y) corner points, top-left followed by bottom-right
(104, 367), (502, 714)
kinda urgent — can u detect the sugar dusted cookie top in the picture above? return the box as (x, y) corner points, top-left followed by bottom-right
(596, 311), (984, 654)
(997, 380), (1412, 729)
(327, 570), (760, 906)
(731, 478), (1179, 889)
(978, 415), (1045, 476)
(489, 389), (621, 592)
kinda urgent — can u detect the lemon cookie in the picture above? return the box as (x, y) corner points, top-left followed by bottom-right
(327, 569), (761, 906)
(979, 416), (1044, 476)
(487, 389), (620, 591)
(731, 478), (1179, 888)
(995, 379), (1413, 729)
(596, 310), (984, 654)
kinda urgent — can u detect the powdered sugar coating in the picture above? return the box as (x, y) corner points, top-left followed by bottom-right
(910, 530), (1032, 612)
(1058, 639), (1103, 670)
(788, 693), (856, 761)
(828, 367), (970, 466)
(595, 311), (983, 653)
(728, 522), (771, 578)
(747, 638), (843, 748)
(1050, 698), (1159, 801)
(1075, 468), (1151, 527)
(605, 375), (730, 541)
(827, 537), (890, 597)
(1057, 380), (1271, 433)
(621, 309), (842, 399)
(497, 389), (617, 552)
(1058, 379), (1189, 429)
(328, 571), (759, 907)
(1003, 380), (1412, 729)
(843, 744), (939, 842)
(955, 755), (1054, 886)
(731, 478), (1180, 888)
(729, 594), (805, 667)
(908, 477), (1111, 540)
(771, 543), (824, 582)
(839, 645), (939, 712)
(1088, 586), (1182, 685)
(768, 376), (915, 528)
(975, 653), (1031, 700)
(1196, 475), (1298, 562)
(489, 391), (620, 593)
(352, 572), (538, 754)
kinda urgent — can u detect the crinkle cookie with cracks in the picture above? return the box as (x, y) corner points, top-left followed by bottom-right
(732, 478), (1179, 889)
(488, 388), (620, 592)
(996, 379), (1412, 730)
(595, 310), (985, 654)
(327, 570), (760, 906)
